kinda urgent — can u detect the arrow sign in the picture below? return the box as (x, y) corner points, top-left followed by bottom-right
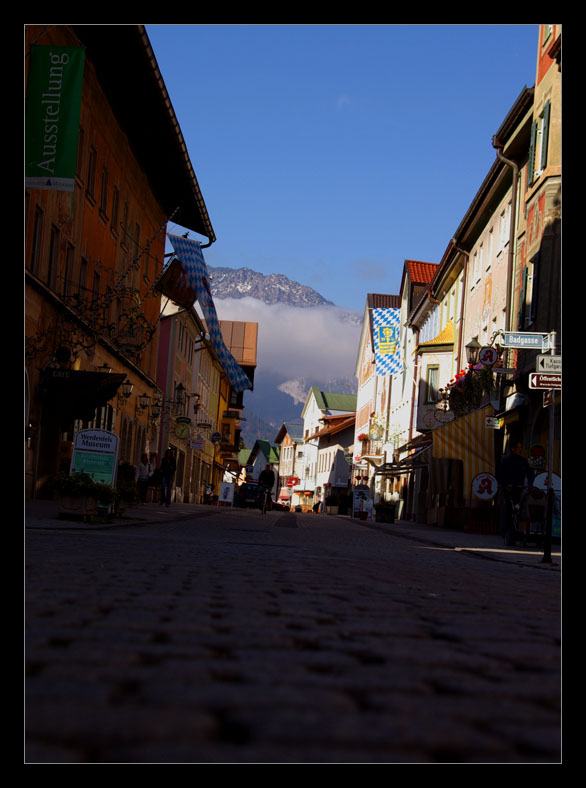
(537, 355), (561, 373)
(529, 373), (561, 390)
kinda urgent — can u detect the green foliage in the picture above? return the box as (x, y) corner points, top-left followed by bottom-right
(374, 500), (396, 510)
(448, 367), (495, 417)
(50, 472), (117, 503)
(116, 478), (140, 504)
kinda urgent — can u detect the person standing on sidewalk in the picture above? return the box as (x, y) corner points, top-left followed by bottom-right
(160, 449), (176, 507)
(135, 453), (154, 503)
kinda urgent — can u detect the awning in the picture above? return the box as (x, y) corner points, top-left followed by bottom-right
(374, 445), (430, 476)
(278, 488), (291, 500)
(43, 369), (126, 422)
(431, 405), (495, 498)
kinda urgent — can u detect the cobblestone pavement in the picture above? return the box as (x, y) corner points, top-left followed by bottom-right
(25, 504), (561, 764)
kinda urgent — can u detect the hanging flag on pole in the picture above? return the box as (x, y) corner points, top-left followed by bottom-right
(372, 308), (403, 375)
(25, 46), (85, 192)
(167, 234), (252, 392)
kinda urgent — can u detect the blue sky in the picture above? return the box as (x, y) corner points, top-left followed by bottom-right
(148, 24), (539, 313)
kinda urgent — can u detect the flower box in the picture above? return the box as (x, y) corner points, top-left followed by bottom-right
(58, 495), (98, 521)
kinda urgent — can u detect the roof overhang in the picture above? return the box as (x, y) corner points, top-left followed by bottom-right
(72, 25), (215, 243)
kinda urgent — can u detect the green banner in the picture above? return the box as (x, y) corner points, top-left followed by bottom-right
(25, 45), (85, 192)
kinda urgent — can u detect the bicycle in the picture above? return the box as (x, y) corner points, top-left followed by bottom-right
(503, 485), (546, 547)
(260, 485), (271, 515)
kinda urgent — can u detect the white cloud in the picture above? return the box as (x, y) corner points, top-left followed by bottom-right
(277, 379), (308, 405)
(215, 296), (361, 383)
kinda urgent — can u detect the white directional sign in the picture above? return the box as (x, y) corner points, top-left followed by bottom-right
(536, 355), (561, 373)
(529, 373), (561, 390)
(503, 331), (548, 350)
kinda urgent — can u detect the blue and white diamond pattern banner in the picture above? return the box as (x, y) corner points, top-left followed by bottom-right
(167, 234), (252, 392)
(372, 307), (403, 376)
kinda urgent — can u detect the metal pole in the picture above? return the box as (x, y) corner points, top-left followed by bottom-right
(542, 331), (556, 564)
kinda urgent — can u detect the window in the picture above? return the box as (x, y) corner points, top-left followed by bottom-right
(30, 205), (43, 275)
(78, 257), (88, 298)
(426, 366), (439, 403)
(86, 145), (97, 200)
(111, 186), (120, 236)
(121, 202), (129, 248)
(92, 271), (101, 303)
(498, 206), (509, 251)
(63, 243), (75, 297)
(99, 167), (109, 217)
(519, 253), (541, 329)
(528, 101), (551, 184)
(47, 225), (60, 290)
(76, 126), (85, 179)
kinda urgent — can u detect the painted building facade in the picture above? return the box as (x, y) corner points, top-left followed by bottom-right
(25, 25), (215, 499)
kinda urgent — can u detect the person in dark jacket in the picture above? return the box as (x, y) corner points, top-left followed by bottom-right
(498, 441), (534, 535)
(498, 441), (534, 491)
(258, 465), (275, 509)
(160, 449), (176, 507)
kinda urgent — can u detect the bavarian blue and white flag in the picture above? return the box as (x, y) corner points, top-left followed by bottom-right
(167, 234), (252, 392)
(372, 307), (403, 376)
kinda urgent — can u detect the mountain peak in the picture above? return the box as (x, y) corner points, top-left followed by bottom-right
(207, 265), (334, 308)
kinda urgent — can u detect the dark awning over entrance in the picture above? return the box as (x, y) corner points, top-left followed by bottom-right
(42, 369), (127, 422)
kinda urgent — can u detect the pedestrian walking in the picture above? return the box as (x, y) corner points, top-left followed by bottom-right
(258, 464), (275, 511)
(135, 453), (154, 503)
(160, 449), (176, 507)
(497, 440), (534, 536)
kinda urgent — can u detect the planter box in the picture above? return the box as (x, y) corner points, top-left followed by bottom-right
(375, 506), (396, 524)
(58, 495), (98, 521)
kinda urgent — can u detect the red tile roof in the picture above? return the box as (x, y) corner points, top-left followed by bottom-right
(367, 293), (401, 309)
(405, 260), (438, 285)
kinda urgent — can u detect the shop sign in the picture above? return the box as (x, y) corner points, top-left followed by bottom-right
(471, 472), (498, 501)
(478, 346), (499, 366)
(70, 429), (119, 486)
(25, 46), (86, 192)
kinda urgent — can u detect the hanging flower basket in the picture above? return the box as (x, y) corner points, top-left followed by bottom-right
(447, 365), (495, 417)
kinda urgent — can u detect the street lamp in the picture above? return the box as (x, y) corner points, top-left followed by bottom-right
(120, 380), (134, 399)
(174, 382), (186, 407)
(465, 336), (481, 366)
(137, 392), (150, 410)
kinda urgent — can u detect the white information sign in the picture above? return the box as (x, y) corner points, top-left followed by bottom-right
(536, 355), (562, 373)
(70, 429), (119, 486)
(219, 482), (235, 505)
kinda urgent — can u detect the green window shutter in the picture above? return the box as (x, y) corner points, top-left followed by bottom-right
(517, 266), (528, 330)
(528, 121), (537, 185)
(540, 101), (551, 171)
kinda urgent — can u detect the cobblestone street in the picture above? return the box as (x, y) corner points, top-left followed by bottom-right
(25, 505), (561, 764)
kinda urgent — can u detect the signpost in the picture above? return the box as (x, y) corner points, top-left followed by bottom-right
(536, 355), (561, 373)
(503, 331), (547, 349)
(529, 373), (561, 390)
